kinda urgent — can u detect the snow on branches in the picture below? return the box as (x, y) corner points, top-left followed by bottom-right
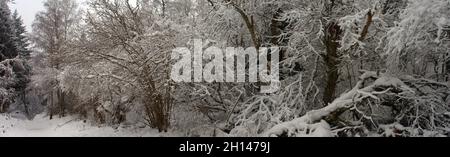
(384, 0), (450, 74)
(265, 71), (450, 137)
(0, 58), (27, 113)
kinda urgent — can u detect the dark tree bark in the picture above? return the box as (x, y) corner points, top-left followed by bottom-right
(322, 22), (342, 105)
(322, 9), (373, 105)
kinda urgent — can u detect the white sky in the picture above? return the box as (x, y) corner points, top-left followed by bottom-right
(10, 0), (46, 32)
(10, 0), (88, 32)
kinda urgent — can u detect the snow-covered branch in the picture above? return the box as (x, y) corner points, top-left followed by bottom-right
(265, 70), (449, 137)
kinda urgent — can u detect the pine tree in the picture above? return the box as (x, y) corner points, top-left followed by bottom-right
(10, 9), (31, 98)
(10, 8), (31, 116)
(0, 0), (30, 114)
(11, 10), (30, 59)
(0, 0), (17, 61)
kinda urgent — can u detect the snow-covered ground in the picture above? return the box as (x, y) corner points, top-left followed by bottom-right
(0, 114), (177, 137)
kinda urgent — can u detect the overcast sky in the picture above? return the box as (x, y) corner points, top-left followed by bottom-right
(10, 0), (87, 32)
(11, 0), (46, 32)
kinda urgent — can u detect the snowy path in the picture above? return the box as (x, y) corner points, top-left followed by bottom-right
(0, 114), (174, 137)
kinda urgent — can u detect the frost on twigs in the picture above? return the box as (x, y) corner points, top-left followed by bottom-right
(265, 71), (450, 137)
(229, 74), (307, 137)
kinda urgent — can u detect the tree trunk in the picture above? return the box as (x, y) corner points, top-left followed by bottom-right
(22, 90), (30, 119)
(58, 89), (65, 118)
(49, 90), (54, 120)
(322, 22), (342, 105)
(227, 1), (260, 50)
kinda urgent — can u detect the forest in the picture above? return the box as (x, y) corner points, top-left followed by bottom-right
(0, 0), (449, 137)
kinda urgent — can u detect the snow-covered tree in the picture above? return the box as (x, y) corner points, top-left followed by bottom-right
(266, 70), (450, 137)
(201, 0), (392, 136)
(30, 0), (80, 119)
(385, 0), (450, 80)
(9, 0), (448, 137)
(56, 0), (179, 132)
(0, 0), (30, 115)
(11, 10), (30, 59)
(264, 0), (450, 137)
(0, 0), (17, 61)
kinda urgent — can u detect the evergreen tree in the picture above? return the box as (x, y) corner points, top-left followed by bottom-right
(0, 0), (17, 61)
(10, 9), (31, 92)
(11, 10), (30, 59)
(10, 8), (31, 116)
(0, 0), (30, 114)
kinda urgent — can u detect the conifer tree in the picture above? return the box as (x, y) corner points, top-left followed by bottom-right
(11, 10), (30, 59)
(0, 0), (17, 61)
